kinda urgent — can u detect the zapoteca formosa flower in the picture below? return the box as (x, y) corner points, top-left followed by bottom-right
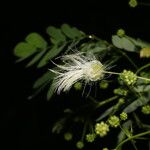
(108, 115), (120, 128)
(50, 52), (108, 94)
(95, 121), (109, 137)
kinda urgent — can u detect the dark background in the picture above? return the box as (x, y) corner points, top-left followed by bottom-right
(1, 0), (150, 149)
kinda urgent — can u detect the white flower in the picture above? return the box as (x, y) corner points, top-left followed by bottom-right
(50, 52), (107, 94)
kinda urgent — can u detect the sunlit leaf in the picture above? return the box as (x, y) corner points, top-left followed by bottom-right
(25, 32), (47, 49)
(14, 42), (37, 57)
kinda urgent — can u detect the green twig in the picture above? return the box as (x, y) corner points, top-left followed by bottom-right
(115, 131), (150, 150)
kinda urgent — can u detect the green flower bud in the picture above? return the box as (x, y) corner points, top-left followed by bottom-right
(119, 70), (137, 86)
(120, 112), (128, 120)
(118, 98), (125, 104)
(102, 148), (109, 150)
(113, 88), (128, 96)
(108, 115), (120, 128)
(99, 81), (109, 89)
(76, 141), (84, 149)
(86, 133), (96, 143)
(129, 0), (138, 8)
(74, 82), (82, 90)
(95, 121), (109, 137)
(141, 105), (150, 115)
(117, 29), (125, 37)
(64, 132), (73, 141)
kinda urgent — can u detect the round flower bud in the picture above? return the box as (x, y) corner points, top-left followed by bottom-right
(86, 133), (96, 143)
(95, 121), (109, 137)
(113, 88), (128, 96)
(102, 148), (109, 150)
(120, 112), (128, 120)
(76, 141), (84, 149)
(99, 81), (109, 89)
(108, 115), (120, 128)
(117, 29), (125, 37)
(74, 82), (82, 90)
(129, 0), (138, 8)
(118, 98), (125, 104)
(119, 70), (137, 86)
(141, 105), (150, 115)
(64, 132), (73, 141)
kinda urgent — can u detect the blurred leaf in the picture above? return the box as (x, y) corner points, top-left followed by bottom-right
(37, 46), (57, 68)
(112, 35), (136, 52)
(33, 71), (55, 89)
(128, 37), (150, 48)
(134, 85), (150, 92)
(96, 106), (114, 121)
(46, 26), (66, 43)
(26, 49), (47, 67)
(122, 37), (136, 51)
(117, 120), (132, 149)
(52, 118), (66, 134)
(47, 83), (55, 101)
(140, 48), (150, 58)
(112, 35), (123, 49)
(61, 24), (84, 39)
(25, 32), (47, 49)
(14, 42), (37, 57)
(37, 44), (66, 64)
(123, 97), (150, 113)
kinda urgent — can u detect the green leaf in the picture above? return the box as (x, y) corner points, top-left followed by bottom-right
(14, 42), (37, 58)
(112, 35), (136, 52)
(37, 43), (66, 67)
(46, 26), (66, 43)
(117, 120), (132, 148)
(33, 71), (55, 89)
(61, 24), (84, 39)
(122, 37), (136, 51)
(26, 49), (47, 67)
(37, 46), (57, 68)
(123, 97), (150, 113)
(47, 83), (55, 101)
(112, 35), (123, 49)
(134, 85), (150, 93)
(96, 107), (114, 121)
(25, 32), (47, 49)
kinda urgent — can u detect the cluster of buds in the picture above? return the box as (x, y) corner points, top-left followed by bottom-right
(95, 121), (109, 137)
(108, 115), (120, 128)
(120, 112), (128, 120)
(76, 141), (84, 149)
(119, 70), (137, 85)
(86, 133), (96, 143)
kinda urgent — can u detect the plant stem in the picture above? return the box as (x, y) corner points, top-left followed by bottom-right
(136, 63), (150, 74)
(115, 131), (150, 150)
(96, 95), (118, 108)
(137, 76), (150, 82)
